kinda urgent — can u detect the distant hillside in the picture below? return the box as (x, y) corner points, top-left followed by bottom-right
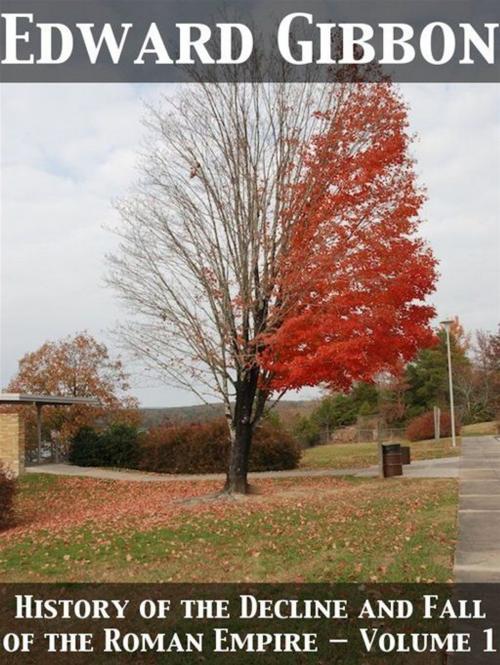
(139, 399), (319, 428)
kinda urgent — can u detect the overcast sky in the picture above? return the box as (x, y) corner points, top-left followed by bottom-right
(1, 83), (499, 407)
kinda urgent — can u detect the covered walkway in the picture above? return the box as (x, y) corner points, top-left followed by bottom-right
(0, 393), (99, 464)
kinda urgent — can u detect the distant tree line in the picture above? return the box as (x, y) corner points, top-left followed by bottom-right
(5, 321), (498, 458)
(293, 322), (499, 447)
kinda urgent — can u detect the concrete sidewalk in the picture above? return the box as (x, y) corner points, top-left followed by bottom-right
(454, 435), (500, 582)
(356, 455), (459, 479)
(26, 454), (459, 482)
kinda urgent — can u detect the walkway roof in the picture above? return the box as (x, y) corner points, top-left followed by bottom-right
(0, 393), (100, 407)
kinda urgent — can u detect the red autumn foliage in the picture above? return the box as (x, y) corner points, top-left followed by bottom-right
(406, 410), (460, 442)
(261, 83), (437, 393)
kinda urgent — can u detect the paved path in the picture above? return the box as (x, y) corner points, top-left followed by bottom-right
(357, 455), (459, 479)
(455, 435), (500, 582)
(26, 454), (459, 482)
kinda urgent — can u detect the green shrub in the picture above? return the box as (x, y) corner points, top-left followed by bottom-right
(292, 416), (321, 448)
(68, 426), (101, 466)
(139, 418), (301, 474)
(69, 423), (140, 468)
(406, 410), (460, 442)
(0, 466), (16, 530)
(100, 423), (141, 468)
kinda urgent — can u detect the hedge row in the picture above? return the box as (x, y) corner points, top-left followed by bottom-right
(69, 419), (301, 473)
(139, 419), (301, 474)
(405, 410), (460, 442)
(0, 466), (16, 531)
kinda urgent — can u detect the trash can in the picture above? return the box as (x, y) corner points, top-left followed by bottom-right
(382, 443), (403, 478)
(400, 446), (411, 465)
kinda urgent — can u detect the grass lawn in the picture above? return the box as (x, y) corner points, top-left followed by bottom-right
(462, 421), (498, 436)
(0, 473), (457, 583)
(301, 437), (460, 471)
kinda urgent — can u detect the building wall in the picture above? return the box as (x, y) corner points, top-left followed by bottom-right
(0, 413), (25, 477)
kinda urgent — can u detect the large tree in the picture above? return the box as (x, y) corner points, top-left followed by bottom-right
(457, 326), (500, 422)
(6, 333), (138, 449)
(405, 324), (469, 418)
(108, 81), (437, 493)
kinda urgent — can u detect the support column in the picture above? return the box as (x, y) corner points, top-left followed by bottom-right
(0, 413), (26, 477)
(36, 403), (43, 464)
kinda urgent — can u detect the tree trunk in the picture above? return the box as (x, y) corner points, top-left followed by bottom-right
(225, 420), (253, 494)
(224, 368), (259, 494)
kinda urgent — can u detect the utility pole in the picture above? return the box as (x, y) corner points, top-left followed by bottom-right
(440, 319), (457, 448)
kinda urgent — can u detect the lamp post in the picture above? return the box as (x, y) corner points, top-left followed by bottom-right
(440, 318), (457, 449)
